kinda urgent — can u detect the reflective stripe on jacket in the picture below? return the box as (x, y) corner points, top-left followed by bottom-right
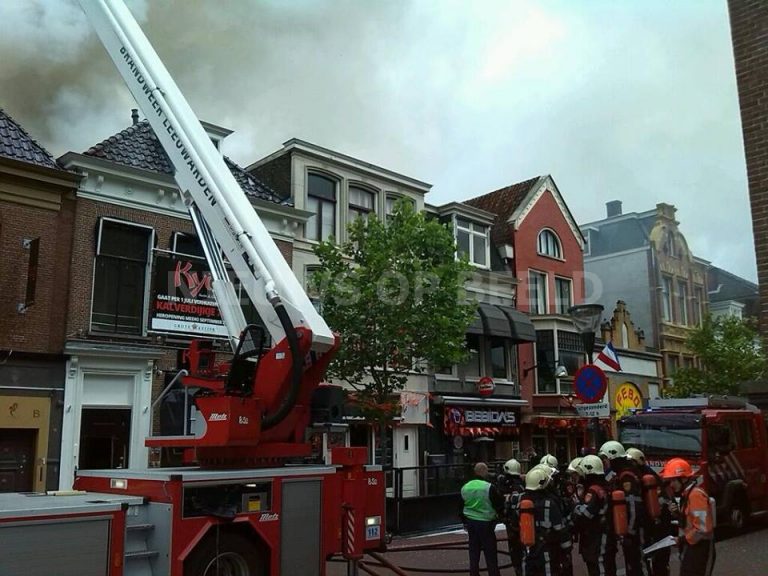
(682, 484), (713, 545)
(462, 478), (497, 521)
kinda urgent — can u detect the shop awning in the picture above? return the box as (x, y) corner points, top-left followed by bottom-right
(455, 426), (505, 437)
(466, 304), (536, 343)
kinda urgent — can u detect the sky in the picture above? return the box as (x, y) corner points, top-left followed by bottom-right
(0, 0), (757, 282)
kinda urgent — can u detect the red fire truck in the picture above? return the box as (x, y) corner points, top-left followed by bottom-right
(618, 395), (768, 531)
(0, 1), (385, 575)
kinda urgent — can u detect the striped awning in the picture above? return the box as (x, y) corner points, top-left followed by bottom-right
(456, 426), (503, 437)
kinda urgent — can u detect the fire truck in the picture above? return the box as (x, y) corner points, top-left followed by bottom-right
(618, 395), (768, 531)
(0, 1), (385, 575)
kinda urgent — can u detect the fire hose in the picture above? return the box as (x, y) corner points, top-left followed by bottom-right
(330, 534), (514, 575)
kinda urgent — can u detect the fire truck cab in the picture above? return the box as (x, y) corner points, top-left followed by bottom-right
(618, 395), (768, 531)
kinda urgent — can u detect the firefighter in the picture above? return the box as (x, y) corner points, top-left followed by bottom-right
(519, 466), (573, 576)
(627, 447), (673, 576)
(615, 447), (648, 576)
(660, 458), (716, 576)
(497, 458), (525, 576)
(461, 462), (504, 576)
(598, 439), (627, 484)
(540, 453), (559, 469)
(573, 454), (618, 576)
(566, 457), (585, 502)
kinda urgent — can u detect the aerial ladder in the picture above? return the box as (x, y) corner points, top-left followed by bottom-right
(0, 2), (384, 575)
(81, 0), (339, 466)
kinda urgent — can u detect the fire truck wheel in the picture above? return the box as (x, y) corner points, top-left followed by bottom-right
(185, 531), (264, 576)
(729, 497), (750, 533)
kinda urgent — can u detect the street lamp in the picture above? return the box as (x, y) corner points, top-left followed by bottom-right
(568, 303), (605, 447)
(523, 361), (568, 378)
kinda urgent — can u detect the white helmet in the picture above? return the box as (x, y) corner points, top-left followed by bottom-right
(503, 458), (522, 477)
(525, 466), (552, 491)
(598, 440), (626, 460)
(567, 457), (583, 476)
(579, 454), (605, 476)
(626, 447), (645, 465)
(540, 454), (559, 469)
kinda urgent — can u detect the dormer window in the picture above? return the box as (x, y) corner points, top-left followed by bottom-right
(456, 218), (489, 267)
(537, 229), (562, 259)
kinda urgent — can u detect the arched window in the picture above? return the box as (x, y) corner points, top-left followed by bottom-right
(537, 229), (562, 259)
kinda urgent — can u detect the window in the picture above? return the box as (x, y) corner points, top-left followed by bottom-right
(172, 232), (205, 258)
(529, 271), (548, 314)
(661, 275), (673, 322)
(92, 219), (153, 334)
(537, 229), (562, 259)
(385, 194), (415, 221)
(460, 334), (481, 377)
(349, 185), (376, 223)
(455, 218), (489, 267)
(677, 280), (688, 325)
(554, 277), (572, 315)
(489, 337), (508, 379)
(666, 354), (680, 377)
(693, 285), (704, 326)
(306, 173), (336, 241)
(535, 330), (557, 394)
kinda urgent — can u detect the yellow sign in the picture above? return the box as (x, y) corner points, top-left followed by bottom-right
(614, 382), (643, 420)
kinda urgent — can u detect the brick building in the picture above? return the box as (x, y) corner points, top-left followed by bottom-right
(54, 111), (303, 489)
(0, 108), (81, 491)
(465, 175), (596, 464)
(728, 1), (768, 333)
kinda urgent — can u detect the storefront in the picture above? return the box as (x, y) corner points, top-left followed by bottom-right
(428, 396), (526, 466)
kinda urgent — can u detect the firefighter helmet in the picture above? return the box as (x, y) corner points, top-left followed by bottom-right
(540, 454), (559, 469)
(567, 457), (584, 476)
(503, 458), (522, 477)
(579, 454), (605, 476)
(598, 440), (626, 460)
(525, 466), (552, 490)
(626, 447), (645, 465)
(659, 458), (695, 480)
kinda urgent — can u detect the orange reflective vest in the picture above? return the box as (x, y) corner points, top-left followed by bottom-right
(681, 484), (714, 545)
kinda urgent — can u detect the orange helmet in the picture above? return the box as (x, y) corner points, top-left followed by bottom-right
(659, 458), (694, 480)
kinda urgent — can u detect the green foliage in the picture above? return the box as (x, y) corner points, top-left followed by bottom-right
(312, 200), (477, 420)
(667, 314), (766, 398)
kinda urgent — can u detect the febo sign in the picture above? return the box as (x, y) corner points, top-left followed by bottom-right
(476, 376), (495, 396)
(614, 382), (643, 420)
(574, 364), (608, 404)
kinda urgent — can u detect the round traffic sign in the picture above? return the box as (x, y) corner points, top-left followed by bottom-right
(573, 364), (608, 404)
(477, 376), (495, 396)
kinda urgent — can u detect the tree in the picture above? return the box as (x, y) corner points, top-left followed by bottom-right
(312, 200), (477, 461)
(667, 314), (766, 398)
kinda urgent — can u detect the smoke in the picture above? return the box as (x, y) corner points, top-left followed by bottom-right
(0, 0), (460, 174)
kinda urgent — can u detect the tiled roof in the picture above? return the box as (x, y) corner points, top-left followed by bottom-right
(84, 120), (289, 205)
(464, 177), (540, 245)
(0, 108), (61, 170)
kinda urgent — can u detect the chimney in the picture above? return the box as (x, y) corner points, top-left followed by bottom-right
(131, 109), (139, 125)
(606, 200), (622, 218)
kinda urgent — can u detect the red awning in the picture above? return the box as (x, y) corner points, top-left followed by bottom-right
(458, 426), (501, 437)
